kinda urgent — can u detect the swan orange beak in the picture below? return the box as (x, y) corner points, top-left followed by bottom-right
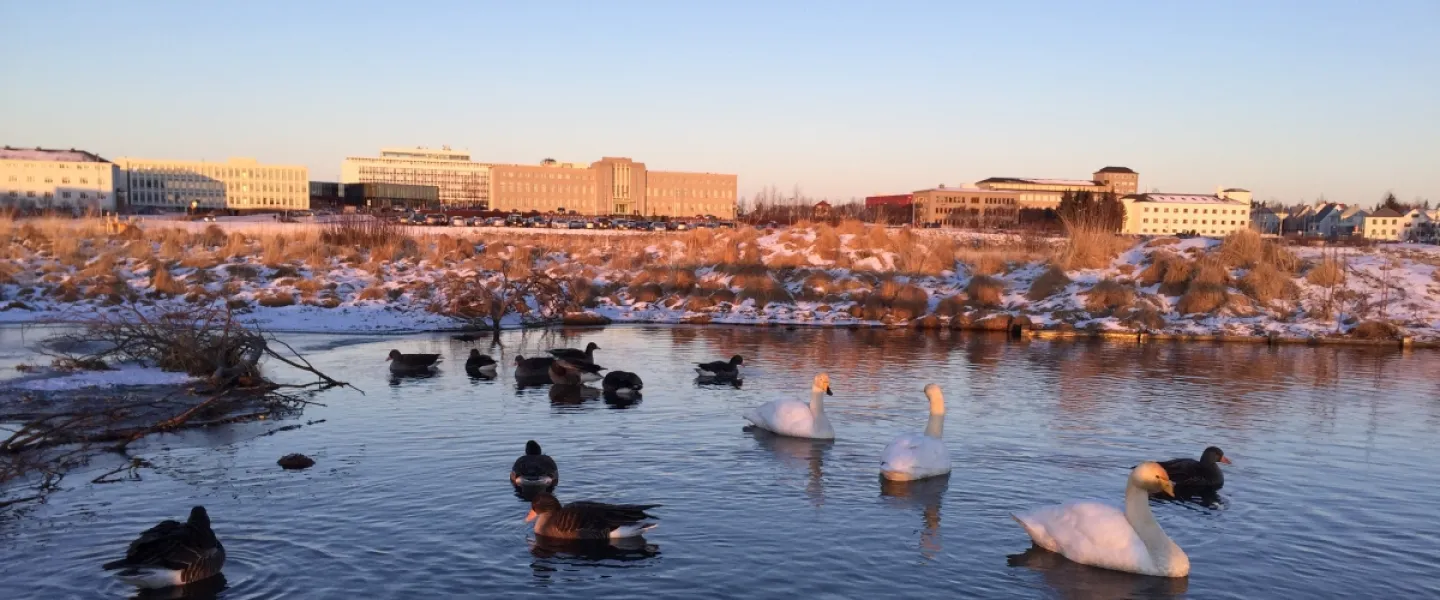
(1159, 479), (1176, 497)
(1219, 456), (1233, 465)
(525, 509), (537, 523)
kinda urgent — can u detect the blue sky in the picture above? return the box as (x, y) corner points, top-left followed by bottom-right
(3, 1), (1437, 205)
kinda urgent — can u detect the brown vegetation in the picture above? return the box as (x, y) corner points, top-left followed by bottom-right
(1177, 284), (1228, 315)
(1240, 263), (1296, 305)
(1026, 266), (1072, 301)
(1055, 222), (1131, 270)
(1084, 279), (1136, 313)
(965, 275), (1005, 307)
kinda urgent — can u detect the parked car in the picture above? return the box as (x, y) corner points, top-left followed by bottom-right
(425, 213), (448, 225)
(718, 221), (736, 228)
(505, 215), (524, 227)
(584, 220), (596, 229)
(671, 222), (689, 231)
(550, 219), (568, 229)
(567, 220), (585, 229)
(450, 215), (468, 226)
(485, 217), (506, 227)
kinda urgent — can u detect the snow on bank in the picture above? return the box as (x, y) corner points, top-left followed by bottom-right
(2, 363), (197, 391)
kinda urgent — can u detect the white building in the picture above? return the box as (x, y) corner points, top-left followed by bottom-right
(342, 147), (490, 208)
(1363, 207), (1430, 241)
(116, 157), (308, 211)
(0, 146), (119, 212)
(1121, 188), (1253, 237)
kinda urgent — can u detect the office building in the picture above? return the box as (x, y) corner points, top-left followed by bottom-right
(342, 147), (491, 208)
(976, 166), (1139, 210)
(1120, 188), (1252, 237)
(342, 182), (440, 210)
(0, 146), (119, 212)
(911, 186), (1020, 227)
(488, 156), (737, 218)
(310, 181), (341, 208)
(116, 156), (308, 211)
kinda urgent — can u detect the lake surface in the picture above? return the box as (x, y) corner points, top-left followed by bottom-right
(2, 326), (1439, 599)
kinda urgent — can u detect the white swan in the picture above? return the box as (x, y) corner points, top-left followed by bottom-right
(1012, 462), (1190, 578)
(743, 373), (834, 439)
(880, 383), (952, 481)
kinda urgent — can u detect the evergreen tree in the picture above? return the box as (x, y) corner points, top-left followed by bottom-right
(1381, 192), (1404, 213)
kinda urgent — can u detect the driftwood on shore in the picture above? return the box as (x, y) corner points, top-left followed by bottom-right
(1, 303), (350, 512)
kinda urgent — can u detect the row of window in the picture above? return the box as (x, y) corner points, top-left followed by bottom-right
(1142, 218), (1243, 226)
(5, 162), (106, 170)
(5, 190), (104, 200)
(933, 195), (1014, 205)
(126, 166), (304, 181)
(6, 175), (97, 185)
(1141, 206), (1244, 215)
(1139, 228), (1234, 236)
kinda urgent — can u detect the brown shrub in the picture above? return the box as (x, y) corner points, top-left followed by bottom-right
(1219, 229), (1264, 268)
(963, 253), (1008, 276)
(814, 226), (843, 262)
(1177, 283), (1228, 315)
(835, 219), (867, 236)
(934, 294), (967, 317)
(797, 270), (835, 300)
(1306, 257), (1346, 288)
(1026, 266), (1072, 301)
(1146, 237), (1181, 247)
(150, 265), (186, 296)
(709, 288), (737, 305)
(221, 233), (251, 259)
(196, 224), (227, 248)
(357, 285), (389, 302)
(295, 278), (325, 295)
(896, 234), (956, 276)
(965, 275), (1005, 307)
(257, 292), (296, 308)
(872, 279), (929, 320)
(1264, 242), (1300, 273)
(80, 253), (118, 279)
(1190, 254), (1231, 287)
(1139, 251), (1194, 296)
(1351, 320), (1400, 340)
(225, 264), (260, 281)
(1241, 262), (1296, 305)
(735, 272), (792, 309)
(261, 235), (289, 267)
(1084, 279), (1135, 313)
(179, 252), (221, 270)
(631, 283), (664, 303)
(1056, 224), (1130, 270)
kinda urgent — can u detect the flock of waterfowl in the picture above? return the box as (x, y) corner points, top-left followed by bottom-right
(104, 341), (1234, 589)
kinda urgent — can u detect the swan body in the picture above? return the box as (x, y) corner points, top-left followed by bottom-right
(880, 384), (951, 481)
(1013, 462), (1190, 578)
(743, 373), (834, 440)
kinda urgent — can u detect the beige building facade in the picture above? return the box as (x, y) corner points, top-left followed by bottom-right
(342, 147), (491, 208)
(976, 166), (1139, 210)
(487, 156), (737, 218)
(912, 186), (1020, 227)
(0, 147), (119, 212)
(1121, 188), (1252, 237)
(117, 157), (308, 211)
(1362, 207), (1430, 241)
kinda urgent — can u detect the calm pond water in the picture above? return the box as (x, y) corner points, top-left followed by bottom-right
(2, 326), (1439, 599)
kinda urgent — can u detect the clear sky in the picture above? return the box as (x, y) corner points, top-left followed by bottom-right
(3, 1), (1437, 206)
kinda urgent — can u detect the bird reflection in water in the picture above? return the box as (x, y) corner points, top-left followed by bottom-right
(528, 535), (660, 570)
(388, 370), (439, 387)
(879, 475), (949, 561)
(603, 389), (643, 409)
(548, 383), (600, 406)
(129, 574), (228, 600)
(1006, 545), (1189, 600)
(747, 428), (831, 506)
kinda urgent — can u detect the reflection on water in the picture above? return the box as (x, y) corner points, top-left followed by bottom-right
(3, 325), (1440, 599)
(129, 574), (228, 600)
(1007, 545), (1189, 600)
(528, 535), (660, 564)
(880, 475), (949, 561)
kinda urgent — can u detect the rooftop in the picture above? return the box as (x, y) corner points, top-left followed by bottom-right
(1368, 207), (1403, 218)
(976, 177), (1104, 187)
(1222, 187), (1251, 193)
(1124, 193), (1249, 205)
(913, 186), (1020, 194)
(0, 146), (109, 163)
(1095, 166), (1137, 174)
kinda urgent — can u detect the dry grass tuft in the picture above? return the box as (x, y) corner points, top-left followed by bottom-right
(965, 275), (1005, 307)
(225, 264), (261, 281)
(734, 272), (793, 309)
(357, 285), (389, 302)
(1084, 279), (1136, 313)
(1026, 266), (1072, 301)
(1240, 262), (1296, 305)
(1056, 223), (1131, 270)
(1351, 320), (1400, 339)
(1146, 237), (1181, 247)
(1190, 254), (1232, 287)
(934, 294), (967, 317)
(1177, 283), (1228, 315)
(962, 253), (1008, 276)
(150, 265), (186, 296)
(1140, 251), (1194, 295)
(221, 233), (251, 259)
(256, 291), (296, 308)
(196, 225), (228, 248)
(1219, 229), (1264, 268)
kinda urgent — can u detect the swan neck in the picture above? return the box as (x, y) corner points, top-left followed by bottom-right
(924, 412), (944, 438)
(1125, 482), (1175, 564)
(809, 388), (825, 415)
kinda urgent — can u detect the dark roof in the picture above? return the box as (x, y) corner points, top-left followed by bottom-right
(1368, 207), (1402, 218)
(1222, 187), (1250, 193)
(1095, 166), (1136, 174)
(0, 146), (109, 163)
(1312, 204), (1343, 221)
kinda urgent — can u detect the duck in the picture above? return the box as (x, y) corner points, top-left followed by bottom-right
(387, 349), (441, 374)
(549, 359), (605, 385)
(1012, 462), (1190, 578)
(1158, 446), (1232, 497)
(511, 440), (559, 488)
(880, 384), (952, 481)
(102, 506), (226, 589)
(526, 493), (660, 540)
(696, 355), (744, 379)
(602, 371), (643, 398)
(465, 349), (497, 375)
(547, 342), (600, 363)
(514, 355), (555, 382)
(742, 373), (834, 439)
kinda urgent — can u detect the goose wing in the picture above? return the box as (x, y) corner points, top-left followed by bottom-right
(103, 521), (212, 571)
(550, 501), (661, 536)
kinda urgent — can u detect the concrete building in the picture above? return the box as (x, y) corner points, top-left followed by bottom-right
(342, 147), (491, 209)
(1121, 188), (1252, 237)
(343, 182), (439, 210)
(488, 157), (737, 218)
(975, 166), (1139, 210)
(912, 186), (1020, 227)
(309, 181), (342, 209)
(117, 157), (308, 211)
(0, 146), (119, 212)
(1363, 208), (1430, 241)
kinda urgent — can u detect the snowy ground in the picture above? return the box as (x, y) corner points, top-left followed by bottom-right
(1, 363), (197, 391)
(2, 219), (1437, 342)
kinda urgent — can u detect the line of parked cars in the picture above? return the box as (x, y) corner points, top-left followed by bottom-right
(398, 212), (736, 231)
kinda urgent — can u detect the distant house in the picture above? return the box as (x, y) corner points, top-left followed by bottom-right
(1337, 205), (1368, 236)
(1283, 205), (1315, 233)
(1251, 206), (1281, 234)
(1363, 208), (1430, 241)
(1306, 203), (1345, 237)
(813, 200), (832, 218)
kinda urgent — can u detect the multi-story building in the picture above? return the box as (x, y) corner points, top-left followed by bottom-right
(116, 157), (308, 211)
(342, 182), (440, 210)
(975, 166), (1139, 210)
(0, 146), (119, 212)
(309, 181), (342, 209)
(342, 147), (491, 208)
(912, 186), (1020, 227)
(1120, 188), (1253, 237)
(488, 156), (737, 218)
(1363, 208), (1430, 241)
